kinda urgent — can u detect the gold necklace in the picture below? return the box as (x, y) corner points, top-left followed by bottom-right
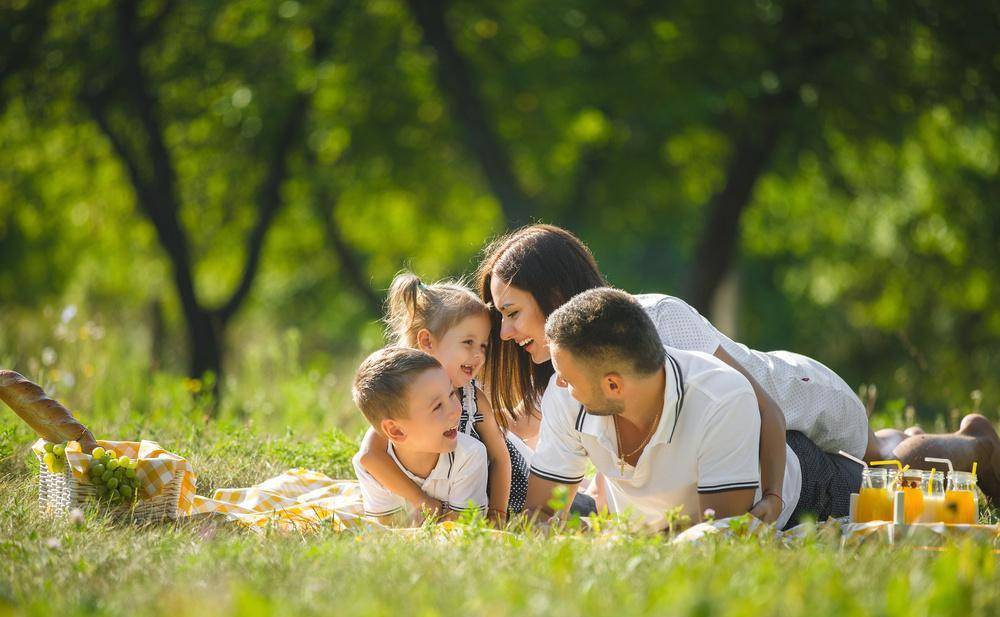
(613, 406), (663, 474)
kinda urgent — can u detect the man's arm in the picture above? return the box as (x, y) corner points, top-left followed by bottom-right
(525, 473), (580, 518)
(699, 488), (757, 521)
(713, 346), (786, 524)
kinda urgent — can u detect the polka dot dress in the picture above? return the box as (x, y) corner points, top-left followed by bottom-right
(459, 380), (529, 514)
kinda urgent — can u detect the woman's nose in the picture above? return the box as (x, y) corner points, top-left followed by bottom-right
(499, 317), (515, 341)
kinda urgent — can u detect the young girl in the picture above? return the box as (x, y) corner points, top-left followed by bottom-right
(357, 272), (530, 521)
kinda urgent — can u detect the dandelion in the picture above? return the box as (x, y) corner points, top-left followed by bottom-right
(41, 347), (57, 366)
(69, 508), (85, 526)
(61, 305), (77, 324)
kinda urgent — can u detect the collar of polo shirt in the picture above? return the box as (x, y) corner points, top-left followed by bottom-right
(387, 442), (455, 482)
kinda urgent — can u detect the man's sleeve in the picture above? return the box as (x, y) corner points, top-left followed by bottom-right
(646, 296), (721, 354)
(696, 388), (762, 495)
(352, 453), (406, 517)
(446, 441), (489, 513)
(528, 387), (589, 485)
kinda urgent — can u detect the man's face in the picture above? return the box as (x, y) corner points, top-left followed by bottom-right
(550, 343), (624, 416)
(387, 367), (463, 453)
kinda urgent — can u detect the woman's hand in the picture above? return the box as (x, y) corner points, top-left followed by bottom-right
(749, 493), (783, 524)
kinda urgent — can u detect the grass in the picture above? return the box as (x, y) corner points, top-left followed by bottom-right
(2, 316), (1000, 616)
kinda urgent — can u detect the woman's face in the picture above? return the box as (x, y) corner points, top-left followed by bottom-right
(490, 275), (551, 364)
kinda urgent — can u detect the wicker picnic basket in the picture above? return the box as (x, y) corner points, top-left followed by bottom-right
(36, 452), (185, 522)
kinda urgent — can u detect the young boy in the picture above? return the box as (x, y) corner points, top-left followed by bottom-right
(351, 346), (489, 525)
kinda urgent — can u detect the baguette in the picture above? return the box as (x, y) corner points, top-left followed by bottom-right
(0, 370), (98, 453)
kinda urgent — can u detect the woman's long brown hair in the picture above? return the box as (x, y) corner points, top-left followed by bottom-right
(476, 224), (607, 420)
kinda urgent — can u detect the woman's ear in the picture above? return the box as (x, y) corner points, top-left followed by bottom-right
(602, 373), (625, 399)
(381, 419), (406, 443)
(416, 329), (434, 353)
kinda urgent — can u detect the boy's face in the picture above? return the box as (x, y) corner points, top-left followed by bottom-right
(383, 366), (463, 453)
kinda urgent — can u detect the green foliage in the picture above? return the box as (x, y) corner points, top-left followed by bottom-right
(1, 0), (997, 413)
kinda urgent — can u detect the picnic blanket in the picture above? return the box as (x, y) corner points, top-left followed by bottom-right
(32, 438), (198, 514)
(188, 468), (381, 533)
(674, 515), (1000, 547)
(183, 466), (999, 545)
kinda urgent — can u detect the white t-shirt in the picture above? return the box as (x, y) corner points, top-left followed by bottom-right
(530, 347), (802, 530)
(352, 432), (489, 522)
(636, 294), (869, 458)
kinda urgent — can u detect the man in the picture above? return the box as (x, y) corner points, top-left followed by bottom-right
(525, 288), (862, 529)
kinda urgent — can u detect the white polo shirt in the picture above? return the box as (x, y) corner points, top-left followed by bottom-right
(530, 347), (802, 530)
(352, 432), (488, 522)
(635, 293), (869, 458)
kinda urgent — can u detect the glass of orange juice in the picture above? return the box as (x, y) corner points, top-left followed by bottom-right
(919, 471), (946, 523)
(943, 470), (979, 525)
(896, 469), (926, 524)
(856, 468), (892, 523)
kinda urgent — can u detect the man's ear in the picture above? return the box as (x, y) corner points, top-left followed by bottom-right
(415, 329), (434, 353)
(602, 372), (625, 399)
(381, 419), (407, 443)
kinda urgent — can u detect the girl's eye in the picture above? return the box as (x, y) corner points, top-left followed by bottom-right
(463, 340), (473, 346)
(434, 403), (442, 412)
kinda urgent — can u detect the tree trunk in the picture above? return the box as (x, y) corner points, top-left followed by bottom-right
(405, 0), (535, 228)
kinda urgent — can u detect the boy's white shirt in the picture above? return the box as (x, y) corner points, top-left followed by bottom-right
(635, 293), (869, 458)
(530, 347), (802, 530)
(352, 432), (489, 521)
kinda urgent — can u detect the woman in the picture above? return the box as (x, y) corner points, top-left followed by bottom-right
(475, 224), (1000, 519)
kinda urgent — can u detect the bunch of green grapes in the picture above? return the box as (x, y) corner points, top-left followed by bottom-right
(41, 441), (69, 473)
(87, 447), (141, 505)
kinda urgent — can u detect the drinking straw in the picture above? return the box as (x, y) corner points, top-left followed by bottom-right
(838, 451), (867, 468)
(972, 462), (978, 476)
(924, 457), (953, 472)
(927, 468), (936, 495)
(870, 460), (903, 471)
(901, 465), (910, 473)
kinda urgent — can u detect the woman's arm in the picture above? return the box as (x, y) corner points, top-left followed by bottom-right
(714, 346), (786, 524)
(506, 405), (542, 449)
(358, 427), (443, 514)
(474, 389), (512, 522)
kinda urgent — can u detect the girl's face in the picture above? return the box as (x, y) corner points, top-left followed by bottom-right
(418, 313), (491, 388)
(490, 276), (550, 364)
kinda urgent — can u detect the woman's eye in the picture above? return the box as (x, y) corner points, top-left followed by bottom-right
(508, 311), (519, 319)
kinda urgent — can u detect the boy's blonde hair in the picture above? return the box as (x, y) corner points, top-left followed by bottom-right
(352, 347), (442, 433)
(385, 271), (489, 347)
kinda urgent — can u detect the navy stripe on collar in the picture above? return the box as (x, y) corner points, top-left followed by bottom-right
(665, 352), (685, 443)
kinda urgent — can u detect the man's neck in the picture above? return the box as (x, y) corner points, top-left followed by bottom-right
(391, 444), (440, 480)
(617, 367), (667, 435)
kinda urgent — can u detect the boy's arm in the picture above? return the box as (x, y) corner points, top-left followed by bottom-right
(474, 389), (512, 521)
(358, 427), (443, 514)
(713, 346), (786, 524)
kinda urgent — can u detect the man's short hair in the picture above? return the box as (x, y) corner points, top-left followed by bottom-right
(545, 288), (665, 375)
(352, 347), (442, 432)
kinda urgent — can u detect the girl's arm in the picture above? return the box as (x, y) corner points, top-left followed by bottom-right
(474, 388), (512, 522)
(714, 346), (786, 524)
(358, 427), (443, 514)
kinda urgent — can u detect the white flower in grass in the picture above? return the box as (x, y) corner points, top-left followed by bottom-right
(69, 508), (85, 526)
(703, 508), (716, 521)
(45, 537), (62, 550)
